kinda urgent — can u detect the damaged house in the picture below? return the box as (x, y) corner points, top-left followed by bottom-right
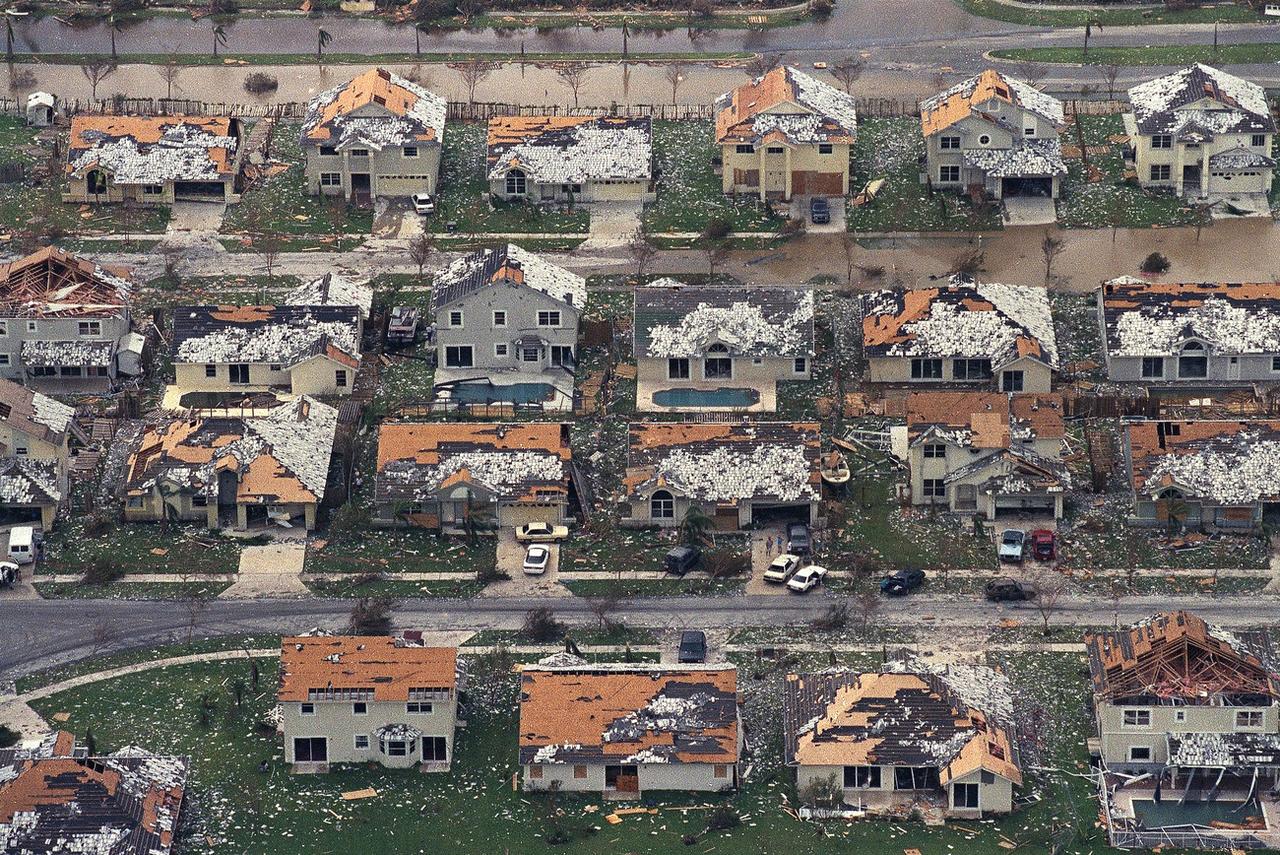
(120, 396), (337, 530)
(301, 67), (446, 202)
(862, 277), (1058, 393)
(285, 272), (375, 327)
(903, 391), (1069, 519)
(0, 379), (86, 528)
(279, 636), (459, 771)
(1099, 278), (1280, 387)
(715, 65), (857, 201)
(1086, 611), (1280, 850)
(783, 666), (1022, 818)
(0, 246), (141, 390)
(171, 303), (361, 399)
(1125, 64), (1275, 204)
(633, 280), (814, 412)
(621, 421), (820, 529)
(0, 731), (189, 855)
(373, 422), (572, 530)
(64, 114), (243, 204)
(920, 68), (1067, 202)
(486, 116), (654, 204)
(519, 662), (741, 795)
(431, 244), (584, 410)
(1123, 419), (1280, 532)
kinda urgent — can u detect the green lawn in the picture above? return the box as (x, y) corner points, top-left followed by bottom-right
(137, 274), (302, 313)
(959, 0), (1264, 26)
(304, 577), (487, 598)
(846, 117), (1001, 233)
(40, 517), (243, 577)
(1050, 291), (1104, 371)
(367, 283), (436, 419)
(305, 528), (495, 575)
(34, 581), (234, 600)
(994, 42), (1280, 66)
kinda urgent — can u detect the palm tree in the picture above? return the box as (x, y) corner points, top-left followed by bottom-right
(316, 27), (331, 64)
(679, 505), (713, 548)
(212, 24), (227, 57)
(460, 493), (495, 546)
(108, 14), (123, 60)
(1163, 496), (1190, 537)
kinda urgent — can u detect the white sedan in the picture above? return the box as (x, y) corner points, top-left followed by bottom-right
(522, 545), (551, 575)
(786, 564), (828, 593)
(515, 522), (569, 544)
(763, 553), (802, 584)
(411, 192), (435, 215)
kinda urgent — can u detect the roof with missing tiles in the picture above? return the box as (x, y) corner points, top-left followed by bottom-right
(172, 304), (361, 368)
(0, 246), (132, 320)
(430, 243), (585, 313)
(278, 636), (457, 702)
(486, 115), (653, 184)
(302, 67), (445, 151)
(284, 273), (374, 320)
(624, 422), (820, 504)
(67, 115), (240, 183)
(906, 392), (1065, 447)
(518, 664), (739, 766)
(0, 456), (61, 506)
(715, 66), (858, 146)
(920, 68), (1064, 137)
(1125, 419), (1280, 505)
(0, 378), (76, 447)
(962, 137), (1067, 178)
(633, 280), (814, 359)
(1101, 278), (1280, 358)
(862, 277), (1058, 369)
(1127, 64), (1276, 137)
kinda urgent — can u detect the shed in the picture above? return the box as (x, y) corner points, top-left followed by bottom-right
(26, 92), (56, 127)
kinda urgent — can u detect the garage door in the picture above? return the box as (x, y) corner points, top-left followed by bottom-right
(173, 181), (227, 201)
(591, 181), (648, 202)
(378, 176), (434, 196)
(994, 495), (1054, 515)
(1001, 177), (1052, 198)
(499, 504), (559, 528)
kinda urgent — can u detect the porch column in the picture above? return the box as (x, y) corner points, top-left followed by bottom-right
(1201, 149), (1209, 197)
(784, 146), (792, 200)
(1174, 145), (1184, 195)
(758, 145), (767, 202)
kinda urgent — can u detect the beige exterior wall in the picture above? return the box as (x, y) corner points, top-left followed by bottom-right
(282, 697), (458, 769)
(865, 355), (1052, 393)
(796, 763), (1013, 816)
(123, 485), (318, 531)
(923, 103), (1061, 199)
(1126, 108), (1274, 198)
(174, 357), (354, 397)
(496, 501), (568, 528)
(304, 142), (442, 199)
(1096, 700), (1280, 767)
(720, 139), (850, 200)
(522, 761), (733, 793)
(63, 175), (240, 206)
(907, 434), (1064, 517)
(621, 489), (817, 530)
(488, 174), (653, 204)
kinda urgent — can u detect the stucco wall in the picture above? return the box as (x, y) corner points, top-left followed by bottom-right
(304, 143), (442, 198)
(865, 356), (1052, 392)
(522, 762), (731, 793)
(434, 281), (579, 374)
(1097, 701), (1279, 767)
(720, 141), (850, 199)
(173, 358), (354, 397)
(282, 698), (458, 768)
(0, 314), (130, 382)
(1127, 110), (1274, 196)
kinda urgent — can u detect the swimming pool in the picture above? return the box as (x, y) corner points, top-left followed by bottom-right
(1132, 798), (1263, 829)
(446, 382), (557, 405)
(652, 387), (760, 408)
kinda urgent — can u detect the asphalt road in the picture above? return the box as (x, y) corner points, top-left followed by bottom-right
(3, 593), (1277, 683)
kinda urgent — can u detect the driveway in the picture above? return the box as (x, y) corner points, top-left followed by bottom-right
(166, 201), (227, 234)
(789, 195), (846, 235)
(482, 529), (568, 597)
(221, 540), (308, 598)
(745, 524), (790, 596)
(373, 198), (424, 239)
(1002, 197), (1057, 227)
(579, 201), (639, 250)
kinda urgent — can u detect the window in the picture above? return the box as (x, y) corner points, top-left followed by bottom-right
(14, 445), (26, 455)
(793, 357), (807, 374)
(573, 765), (588, 779)
(529, 766), (543, 779)
(911, 358), (943, 379)
(205, 364), (217, 378)
(1128, 746), (1152, 762)
(192, 495), (207, 507)
(1151, 134), (1172, 149)
(386, 740), (408, 757)
(407, 701), (433, 714)
(978, 134), (991, 146)
(954, 483), (977, 510)
(59, 367), (82, 377)
(1253, 134), (1267, 147)
(843, 765), (881, 788)
(1122, 709), (1151, 728)
(350, 148), (369, 157)
(1001, 370), (1024, 392)
(319, 172), (342, 187)
(714, 764), (728, 779)
(495, 343), (509, 357)
(895, 767), (934, 790)
(767, 146), (785, 154)
(0, 321), (6, 335)
(142, 184), (164, 196)
(522, 346), (539, 363)
(1178, 343), (1208, 378)
(229, 364), (250, 384)
(537, 311), (561, 327)
(1237, 710), (1264, 729)
(1150, 164), (1171, 181)
(940, 136), (960, 150)
(26, 321), (36, 333)
(300, 703), (316, 716)
(449, 310), (463, 327)
(1024, 126), (1035, 137)
(668, 358), (690, 380)
(319, 145), (338, 156)
(954, 782), (979, 809)
(1174, 709), (1186, 723)
(818, 143), (833, 155)
(922, 478), (946, 499)
(335, 370), (347, 388)
(354, 735), (370, 749)
(939, 165), (960, 183)
(444, 346), (473, 368)
(953, 358), (992, 380)
(0, 355), (8, 366)
(505, 170), (526, 196)
(1141, 356), (1165, 379)
(651, 490), (674, 519)
(353, 702), (367, 715)
(551, 345), (574, 367)
(403, 146), (419, 158)
(292, 737), (326, 762)
(492, 311), (507, 327)
(1273, 356), (1280, 373)
(704, 343), (732, 379)
(923, 444), (946, 459)
(269, 364), (282, 372)
(32, 367), (55, 377)
(127, 496), (143, 508)
(423, 736), (447, 762)
(735, 144), (754, 154)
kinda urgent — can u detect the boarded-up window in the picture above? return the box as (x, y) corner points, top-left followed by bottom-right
(733, 169), (760, 188)
(529, 766), (543, 779)
(714, 765), (728, 779)
(574, 765), (587, 779)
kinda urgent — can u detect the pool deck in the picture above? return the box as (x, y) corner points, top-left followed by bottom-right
(1107, 778), (1280, 848)
(433, 367), (575, 412)
(636, 378), (776, 413)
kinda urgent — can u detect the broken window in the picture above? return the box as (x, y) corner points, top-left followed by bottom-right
(320, 145), (338, 156)
(714, 765), (728, 779)
(1141, 357), (1165, 379)
(894, 767), (937, 790)
(954, 782), (979, 808)
(843, 766), (880, 788)
(1122, 709), (1151, 728)
(1236, 710), (1264, 729)
(1178, 342), (1207, 378)
(911, 358), (942, 379)
(954, 484), (977, 510)
(573, 765), (588, 779)
(651, 490), (675, 519)
(668, 358), (690, 380)
(353, 702), (367, 715)
(0, 322), (6, 335)
(529, 766), (543, 779)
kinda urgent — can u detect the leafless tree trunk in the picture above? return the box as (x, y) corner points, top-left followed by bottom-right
(854, 589), (880, 631)
(1041, 232), (1065, 283)
(555, 62), (590, 109)
(625, 228), (657, 280)
(156, 55), (181, 100)
(1032, 571), (1068, 636)
(587, 594), (626, 633)
(458, 59), (496, 105)
(80, 62), (116, 102)
(1099, 64), (1121, 101)
(408, 232), (435, 278)
(663, 63), (687, 106)
(830, 57), (864, 94)
(704, 241), (729, 278)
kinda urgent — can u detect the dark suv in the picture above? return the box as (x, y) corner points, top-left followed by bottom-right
(664, 546), (702, 576)
(810, 196), (831, 224)
(786, 522), (811, 556)
(678, 630), (707, 663)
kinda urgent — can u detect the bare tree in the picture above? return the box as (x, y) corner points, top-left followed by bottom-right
(1041, 232), (1065, 283)
(182, 592), (208, 645)
(1031, 571), (1069, 636)
(853, 589), (880, 631)
(745, 52), (783, 79)
(87, 619), (118, 658)
(156, 55), (181, 101)
(325, 194), (348, 241)
(586, 593), (625, 633)
(625, 228), (657, 280)
(555, 62), (590, 109)
(662, 63), (687, 106)
(458, 58), (495, 105)
(256, 230), (283, 280)
(1016, 61), (1044, 89)
(703, 240), (730, 278)
(839, 231), (858, 290)
(1098, 63), (1122, 101)
(80, 62), (116, 101)
(408, 232), (435, 278)
(830, 57), (865, 94)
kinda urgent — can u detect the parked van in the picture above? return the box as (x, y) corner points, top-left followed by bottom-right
(8, 526), (36, 564)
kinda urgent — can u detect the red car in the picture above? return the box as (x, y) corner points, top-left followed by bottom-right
(1030, 529), (1057, 562)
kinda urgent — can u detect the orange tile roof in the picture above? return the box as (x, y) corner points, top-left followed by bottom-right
(920, 69), (1013, 136)
(1125, 419), (1280, 495)
(907, 392), (1065, 447)
(279, 636), (457, 702)
(68, 115), (237, 177)
(714, 66), (856, 145)
(376, 422), (569, 470)
(305, 67), (440, 144)
(486, 115), (592, 149)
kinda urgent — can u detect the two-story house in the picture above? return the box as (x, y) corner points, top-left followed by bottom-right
(519, 660), (741, 796)
(431, 244), (584, 411)
(862, 277), (1058, 393)
(622, 421), (820, 530)
(300, 67), (446, 203)
(903, 391), (1069, 518)
(486, 116), (654, 204)
(0, 378), (84, 528)
(0, 246), (140, 391)
(1099, 277), (1280, 387)
(633, 279), (814, 412)
(920, 68), (1067, 202)
(784, 666), (1022, 818)
(279, 635), (459, 771)
(1125, 64), (1276, 203)
(715, 66), (857, 201)
(65, 115), (243, 205)
(1122, 418), (1280, 533)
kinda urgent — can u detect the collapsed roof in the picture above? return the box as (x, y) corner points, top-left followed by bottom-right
(624, 422), (821, 504)
(67, 115), (239, 183)
(0, 246), (132, 320)
(430, 243), (585, 312)
(920, 68), (1065, 137)
(633, 279), (814, 359)
(715, 66), (858, 146)
(1127, 63), (1276, 138)
(284, 272), (375, 320)
(862, 277), (1058, 369)
(0, 378), (78, 447)
(172, 304), (361, 369)
(302, 67), (446, 152)
(906, 391), (1065, 448)
(1125, 419), (1280, 505)
(519, 664), (739, 766)
(486, 116), (653, 184)
(1101, 278), (1280, 358)
(279, 636), (457, 702)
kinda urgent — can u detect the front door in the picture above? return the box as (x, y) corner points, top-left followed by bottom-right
(1228, 356), (1241, 380)
(765, 170), (786, 194)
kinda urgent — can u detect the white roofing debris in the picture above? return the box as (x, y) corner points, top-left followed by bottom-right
(1146, 429), (1280, 505)
(1108, 287), (1280, 358)
(0, 457), (61, 505)
(1209, 148), (1277, 170)
(20, 339), (115, 367)
(643, 281), (814, 358)
(714, 66), (857, 144)
(1127, 63), (1276, 136)
(302, 69), (446, 152)
(381, 449), (566, 501)
(173, 307), (360, 366)
(963, 138), (1067, 178)
(531, 743), (584, 764)
(285, 273), (374, 319)
(787, 67), (859, 137)
(536, 651), (588, 668)
(655, 443), (818, 503)
(885, 656), (1015, 722)
(921, 71), (1065, 127)
(488, 118), (652, 184)
(432, 243), (586, 310)
(68, 120), (238, 183)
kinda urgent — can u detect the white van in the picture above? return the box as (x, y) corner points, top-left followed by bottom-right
(8, 526), (35, 564)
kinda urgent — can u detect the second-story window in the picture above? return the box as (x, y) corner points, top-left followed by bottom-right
(78, 321), (102, 336)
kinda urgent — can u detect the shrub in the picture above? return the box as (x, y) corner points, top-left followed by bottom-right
(83, 510), (116, 537)
(348, 596), (398, 634)
(1140, 251), (1170, 274)
(811, 602), (849, 630)
(704, 549), (748, 579)
(798, 772), (843, 808)
(326, 501), (370, 540)
(706, 804), (741, 831)
(0, 725), (19, 749)
(701, 217), (732, 242)
(243, 73), (279, 96)
(478, 564), (511, 584)
(522, 607), (564, 643)
(210, 0), (239, 13)
(83, 556), (124, 586)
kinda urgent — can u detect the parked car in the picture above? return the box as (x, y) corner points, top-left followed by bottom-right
(1030, 529), (1057, 562)
(678, 630), (707, 663)
(0, 561), (17, 587)
(411, 192), (436, 215)
(386, 305), (420, 346)
(999, 529), (1027, 563)
(664, 546), (702, 577)
(515, 522), (569, 544)
(810, 196), (831, 225)
(786, 564), (828, 593)
(880, 568), (926, 596)
(985, 577), (1036, 602)
(7, 526), (36, 565)
(786, 522), (811, 556)
(522, 544), (551, 575)
(763, 553), (802, 584)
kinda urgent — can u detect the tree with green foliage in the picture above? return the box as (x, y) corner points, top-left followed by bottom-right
(679, 505), (713, 547)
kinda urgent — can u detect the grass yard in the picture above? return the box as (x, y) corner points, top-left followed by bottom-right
(138, 274), (303, 313)
(1050, 291), (1103, 372)
(959, 0), (1264, 26)
(994, 41), (1280, 65)
(33, 581), (233, 600)
(305, 528), (495, 575)
(40, 517), (243, 577)
(642, 120), (781, 242)
(846, 117), (1001, 233)
(305, 577), (486, 598)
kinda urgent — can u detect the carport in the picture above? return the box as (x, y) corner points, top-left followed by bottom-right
(174, 181), (227, 201)
(1001, 176), (1053, 197)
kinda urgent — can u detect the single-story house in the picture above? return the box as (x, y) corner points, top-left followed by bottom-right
(633, 279), (814, 412)
(373, 421), (572, 530)
(519, 660), (741, 795)
(0, 378), (85, 528)
(486, 115), (654, 204)
(285, 272), (375, 328)
(621, 421), (821, 529)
